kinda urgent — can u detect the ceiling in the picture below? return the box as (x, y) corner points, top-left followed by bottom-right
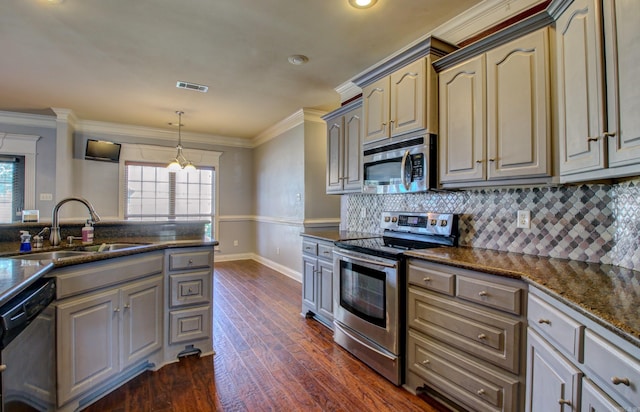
(0, 0), (483, 140)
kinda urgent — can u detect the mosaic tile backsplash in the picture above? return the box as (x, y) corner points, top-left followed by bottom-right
(344, 178), (640, 272)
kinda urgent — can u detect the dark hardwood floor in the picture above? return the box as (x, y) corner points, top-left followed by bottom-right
(83, 259), (445, 411)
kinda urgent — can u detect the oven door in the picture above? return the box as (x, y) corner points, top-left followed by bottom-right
(333, 249), (400, 355)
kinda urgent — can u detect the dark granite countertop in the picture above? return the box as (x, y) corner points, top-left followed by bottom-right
(0, 238), (218, 306)
(405, 247), (640, 348)
(300, 229), (377, 242)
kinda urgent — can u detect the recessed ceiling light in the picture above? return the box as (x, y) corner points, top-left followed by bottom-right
(349, 0), (378, 9)
(288, 55), (309, 65)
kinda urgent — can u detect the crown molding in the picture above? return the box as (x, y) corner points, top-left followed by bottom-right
(335, 81), (362, 103)
(0, 110), (57, 128)
(252, 108), (328, 148)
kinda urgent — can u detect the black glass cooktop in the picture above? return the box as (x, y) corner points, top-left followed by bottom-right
(335, 232), (453, 260)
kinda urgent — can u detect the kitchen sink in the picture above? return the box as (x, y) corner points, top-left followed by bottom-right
(76, 242), (152, 252)
(12, 250), (95, 261)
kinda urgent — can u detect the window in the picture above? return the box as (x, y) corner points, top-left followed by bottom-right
(0, 156), (25, 223)
(124, 161), (214, 221)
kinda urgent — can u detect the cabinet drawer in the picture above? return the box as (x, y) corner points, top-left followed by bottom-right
(169, 306), (211, 344)
(317, 243), (333, 261)
(302, 240), (318, 256)
(169, 271), (211, 308)
(408, 261), (455, 296)
(408, 330), (520, 412)
(408, 287), (522, 373)
(457, 276), (523, 315)
(528, 293), (584, 361)
(168, 250), (212, 271)
(584, 329), (640, 407)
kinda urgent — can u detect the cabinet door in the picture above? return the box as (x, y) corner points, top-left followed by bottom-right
(317, 260), (334, 323)
(57, 289), (119, 406)
(486, 28), (551, 180)
(363, 77), (390, 144)
(390, 58), (425, 136)
(439, 55), (486, 183)
(343, 107), (363, 191)
(326, 116), (344, 193)
(121, 276), (163, 368)
(603, 0), (640, 168)
(302, 255), (318, 314)
(526, 328), (582, 412)
(582, 378), (625, 412)
(556, 0), (607, 175)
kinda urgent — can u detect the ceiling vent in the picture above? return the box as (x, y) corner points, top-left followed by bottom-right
(176, 81), (208, 93)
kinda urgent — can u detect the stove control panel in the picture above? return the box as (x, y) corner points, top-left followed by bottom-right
(380, 211), (455, 236)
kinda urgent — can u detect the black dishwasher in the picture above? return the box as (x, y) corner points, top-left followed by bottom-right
(0, 277), (56, 412)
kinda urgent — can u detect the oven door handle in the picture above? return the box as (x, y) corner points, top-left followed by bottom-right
(333, 250), (397, 269)
(334, 321), (396, 361)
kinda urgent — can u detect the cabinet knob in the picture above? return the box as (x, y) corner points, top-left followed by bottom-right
(476, 389), (485, 396)
(538, 319), (551, 325)
(558, 399), (572, 406)
(124, 304), (130, 309)
(475, 160), (483, 164)
(421, 359), (430, 365)
(114, 307), (120, 313)
(422, 277), (431, 282)
(478, 333), (487, 340)
(188, 259), (193, 265)
(478, 291), (488, 297)
(0, 364), (6, 373)
(611, 376), (630, 386)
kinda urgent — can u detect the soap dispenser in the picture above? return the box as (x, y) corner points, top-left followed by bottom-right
(19, 231), (32, 253)
(82, 220), (94, 244)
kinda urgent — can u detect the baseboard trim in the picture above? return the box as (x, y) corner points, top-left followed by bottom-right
(214, 252), (302, 283)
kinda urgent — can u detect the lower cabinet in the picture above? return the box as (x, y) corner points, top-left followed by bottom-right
(525, 286), (640, 411)
(56, 274), (162, 406)
(301, 236), (334, 328)
(406, 259), (527, 412)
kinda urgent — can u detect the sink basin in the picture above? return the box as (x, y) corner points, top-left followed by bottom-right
(76, 243), (151, 252)
(12, 250), (94, 261)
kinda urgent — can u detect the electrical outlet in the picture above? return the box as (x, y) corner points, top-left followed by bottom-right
(233, 240), (239, 246)
(276, 247), (280, 255)
(517, 210), (531, 229)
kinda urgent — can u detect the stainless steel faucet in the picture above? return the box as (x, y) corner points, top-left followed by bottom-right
(50, 197), (101, 246)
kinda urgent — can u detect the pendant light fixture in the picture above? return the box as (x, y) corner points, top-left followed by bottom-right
(167, 111), (196, 172)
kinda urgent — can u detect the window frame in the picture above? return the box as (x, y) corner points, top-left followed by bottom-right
(118, 143), (221, 236)
(0, 133), (39, 213)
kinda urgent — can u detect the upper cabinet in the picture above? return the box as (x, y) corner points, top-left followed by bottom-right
(439, 28), (552, 188)
(354, 37), (457, 146)
(324, 99), (363, 194)
(556, 0), (640, 182)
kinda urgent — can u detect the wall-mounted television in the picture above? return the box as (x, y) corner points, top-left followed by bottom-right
(85, 139), (121, 163)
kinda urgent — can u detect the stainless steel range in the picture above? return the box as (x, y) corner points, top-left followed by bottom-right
(333, 211), (458, 385)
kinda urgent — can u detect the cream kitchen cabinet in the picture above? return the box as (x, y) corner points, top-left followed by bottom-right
(324, 99), (362, 194)
(164, 247), (214, 360)
(355, 37), (456, 145)
(526, 286), (640, 411)
(406, 259), (527, 411)
(556, 0), (640, 182)
(301, 236), (334, 329)
(55, 253), (164, 407)
(439, 28), (551, 188)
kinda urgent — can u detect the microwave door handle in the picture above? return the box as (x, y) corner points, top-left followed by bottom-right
(400, 150), (411, 190)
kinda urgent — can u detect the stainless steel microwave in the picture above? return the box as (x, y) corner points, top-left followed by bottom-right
(362, 134), (437, 194)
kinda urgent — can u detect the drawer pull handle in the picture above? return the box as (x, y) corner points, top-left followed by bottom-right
(476, 389), (485, 396)
(538, 319), (551, 325)
(423, 277), (431, 282)
(478, 333), (487, 340)
(188, 259), (193, 265)
(558, 399), (571, 406)
(114, 307), (120, 313)
(421, 359), (430, 365)
(124, 304), (130, 309)
(478, 291), (488, 297)
(0, 364), (6, 373)
(611, 376), (630, 386)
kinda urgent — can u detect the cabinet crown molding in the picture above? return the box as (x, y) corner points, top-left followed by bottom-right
(352, 36), (457, 88)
